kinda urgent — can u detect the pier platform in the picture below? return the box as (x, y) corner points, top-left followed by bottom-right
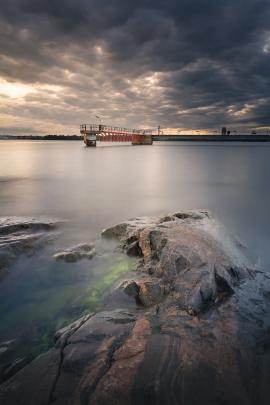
(80, 124), (153, 147)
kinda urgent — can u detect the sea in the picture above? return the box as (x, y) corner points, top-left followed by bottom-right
(0, 140), (270, 374)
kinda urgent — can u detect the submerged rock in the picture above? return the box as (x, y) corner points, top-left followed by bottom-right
(0, 340), (15, 356)
(1, 357), (28, 382)
(0, 217), (60, 235)
(2, 211), (270, 405)
(53, 243), (96, 262)
(0, 216), (61, 280)
(54, 314), (92, 348)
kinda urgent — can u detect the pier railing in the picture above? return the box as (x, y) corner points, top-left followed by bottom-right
(80, 124), (152, 135)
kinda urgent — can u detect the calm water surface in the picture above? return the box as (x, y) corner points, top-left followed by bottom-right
(0, 140), (270, 368)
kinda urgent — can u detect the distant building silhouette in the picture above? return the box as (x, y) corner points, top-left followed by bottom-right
(221, 127), (227, 135)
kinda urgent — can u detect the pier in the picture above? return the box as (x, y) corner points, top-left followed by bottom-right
(80, 124), (153, 146)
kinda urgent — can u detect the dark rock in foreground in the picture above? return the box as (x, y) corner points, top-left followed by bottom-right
(1, 211), (270, 405)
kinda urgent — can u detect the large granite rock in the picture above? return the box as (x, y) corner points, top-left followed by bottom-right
(104, 211), (250, 314)
(1, 211), (270, 405)
(0, 217), (61, 280)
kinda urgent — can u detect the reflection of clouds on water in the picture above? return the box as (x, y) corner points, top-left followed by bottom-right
(0, 177), (26, 182)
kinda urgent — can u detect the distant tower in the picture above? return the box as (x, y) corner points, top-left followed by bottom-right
(221, 127), (227, 135)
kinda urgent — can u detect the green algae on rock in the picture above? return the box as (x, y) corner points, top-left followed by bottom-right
(0, 243), (136, 385)
(83, 258), (136, 311)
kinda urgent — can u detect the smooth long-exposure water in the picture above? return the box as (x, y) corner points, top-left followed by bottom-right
(1, 140), (270, 374)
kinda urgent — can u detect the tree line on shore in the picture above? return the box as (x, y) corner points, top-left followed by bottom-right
(0, 135), (83, 140)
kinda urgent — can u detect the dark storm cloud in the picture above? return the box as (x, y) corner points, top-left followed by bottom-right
(0, 0), (270, 133)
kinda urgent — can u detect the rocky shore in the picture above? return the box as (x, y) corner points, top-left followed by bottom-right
(1, 211), (270, 405)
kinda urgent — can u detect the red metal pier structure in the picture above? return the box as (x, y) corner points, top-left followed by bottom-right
(80, 124), (153, 147)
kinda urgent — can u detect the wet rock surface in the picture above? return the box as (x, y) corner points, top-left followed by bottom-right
(0, 217), (61, 280)
(106, 211), (250, 315)
(53, 243), (96, 263)
(120, 278), (168, 307)
(2, 211), (270, 405)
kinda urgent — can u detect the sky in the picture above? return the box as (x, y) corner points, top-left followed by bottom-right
(0, 0), (270, 135)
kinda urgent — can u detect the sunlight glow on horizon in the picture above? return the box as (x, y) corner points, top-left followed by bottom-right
(0, 78), (63, 99)
(0, 79), (34, 98)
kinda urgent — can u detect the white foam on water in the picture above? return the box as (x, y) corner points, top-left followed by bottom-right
(200, 215), (258, 270)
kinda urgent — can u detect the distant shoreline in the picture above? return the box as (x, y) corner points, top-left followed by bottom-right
(154, 134), (270, 142)
(0, 135), (82, 141)
(1, 134), (270, 142)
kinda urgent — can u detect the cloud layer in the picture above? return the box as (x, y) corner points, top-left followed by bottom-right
(0, 0), (270, 134)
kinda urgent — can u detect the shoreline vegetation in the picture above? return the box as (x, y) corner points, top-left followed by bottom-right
(0, 135), (83, 140)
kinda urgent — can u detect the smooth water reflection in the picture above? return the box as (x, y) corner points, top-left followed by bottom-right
(0, 140), (270, 369)
(1, 141), (269, 263)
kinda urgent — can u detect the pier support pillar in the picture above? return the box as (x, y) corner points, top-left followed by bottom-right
(132, 135), (153, 145)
